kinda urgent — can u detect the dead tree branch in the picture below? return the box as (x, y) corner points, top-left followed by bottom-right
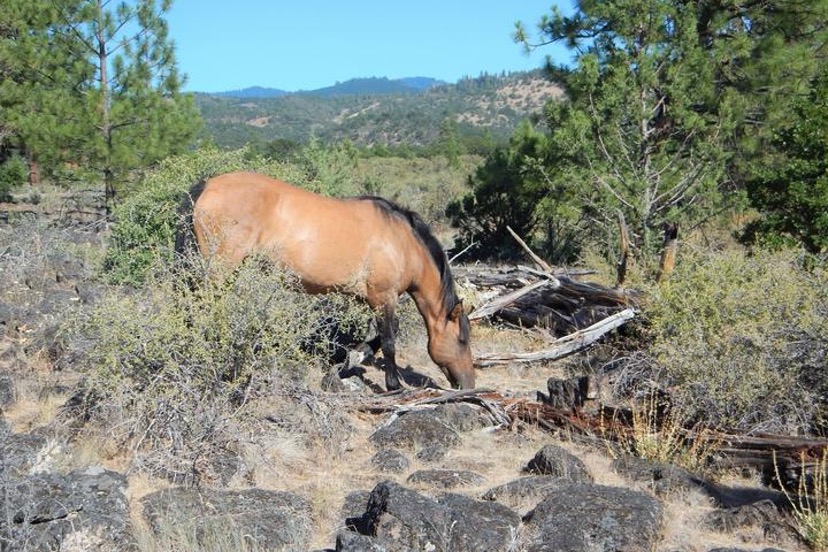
(475, 308), (636, 367)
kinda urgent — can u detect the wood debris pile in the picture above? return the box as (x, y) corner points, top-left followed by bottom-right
(455, 263), (640, 367)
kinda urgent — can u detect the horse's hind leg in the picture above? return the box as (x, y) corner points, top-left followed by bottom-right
(351, 318), (381, 361)
(377, 303), (402, 391)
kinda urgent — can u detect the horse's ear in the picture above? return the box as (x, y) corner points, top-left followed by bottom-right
(449, 302), (464, 321)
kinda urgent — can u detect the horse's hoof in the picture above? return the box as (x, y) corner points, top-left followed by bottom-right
(385, 379), (403, 393)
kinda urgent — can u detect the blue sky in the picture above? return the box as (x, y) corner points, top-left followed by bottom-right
(166, 1), (573, 93)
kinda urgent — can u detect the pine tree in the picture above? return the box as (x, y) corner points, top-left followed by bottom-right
(699, 0), (828, 255)
(437, 118), (463, 168)
(516, 0), (738, 255)
(1, 0), (200, 203)
(0, 0), (90, 177)
(64, 0), (200, 204)
(693, 0), (828, 184)
(742, 67), (828, 255)
(513, 0), (828, 256)
(447, 121), (578, 261)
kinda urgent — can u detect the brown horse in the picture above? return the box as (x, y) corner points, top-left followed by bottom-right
(175, 171), (475, 391)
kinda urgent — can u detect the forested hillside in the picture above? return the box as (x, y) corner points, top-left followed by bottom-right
(195, 71), (563, 149)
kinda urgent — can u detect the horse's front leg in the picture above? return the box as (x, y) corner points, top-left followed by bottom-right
(377, 303), (402, 391)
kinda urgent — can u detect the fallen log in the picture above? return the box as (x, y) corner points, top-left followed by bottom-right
(506, 225), (556, 276)
(469, 279), (551, 321)
(475, 308), (637, 367)
(458, 265), (639, 333)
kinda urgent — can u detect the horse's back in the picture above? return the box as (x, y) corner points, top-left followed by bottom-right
(192, 172), (419, 303)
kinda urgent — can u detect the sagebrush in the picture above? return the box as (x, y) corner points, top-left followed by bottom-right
(64, 254), (370, 481)
(645, 246), (828, 434)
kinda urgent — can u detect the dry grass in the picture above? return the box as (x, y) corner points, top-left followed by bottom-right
(778, 449), (828, 550)
(127, 472), (283, 552)
(211, 400), (382, 549)
(64, 431), (127, 472)
(610, 395), (722, 477)
(658, 488), (726, 552)
(3, 394), (66, 434)
(131, 516), (267, 552)
(2, 356), (78, 434)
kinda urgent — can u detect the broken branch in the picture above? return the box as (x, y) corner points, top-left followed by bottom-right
(475, 308), (636, 367)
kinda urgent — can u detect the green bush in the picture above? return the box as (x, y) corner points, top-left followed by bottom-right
(743, 67), (828, 257)
(295, 138), (363, 198)
(355, 154), (480, 226)
(0, 155), (28, 201)
(447, 122), (584, 263)
(645, 246), (828, 434)
(65, 256), (369, 480)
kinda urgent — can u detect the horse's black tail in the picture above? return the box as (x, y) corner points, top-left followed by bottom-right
(174, 180), (209, 293)
(174, 179), (207, 260)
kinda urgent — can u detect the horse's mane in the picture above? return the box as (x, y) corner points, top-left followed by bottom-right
(360, 196), (466, 329)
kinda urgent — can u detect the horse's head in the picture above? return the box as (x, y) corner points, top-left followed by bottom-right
(429, 303), (475, 389)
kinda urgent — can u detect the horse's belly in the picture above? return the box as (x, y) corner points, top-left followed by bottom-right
(279, 242), (370, 296)
(282, 241), (402, 306)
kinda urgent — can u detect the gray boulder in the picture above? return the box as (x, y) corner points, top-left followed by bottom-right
(612, 453), (703, 496)
(336, 528), (387, 551)
(524, 443), (593, 482)
(704, 499), (801, 546)
(1, 467), (131, 551)
(522, 482), (663, 552)
(342, 489), (372, 523)
(437, 493), (522, 552)
(0, 428), (49, 479)
(0, 373), (14, 408)
(369, 410), (462, 451)
(406, 469), (486, 489)
(482, 475), (571, 512)
(369, 403), (493, 452)
(370, 448), (410, 473)
(348, 480), (521, 552)
(141, 487), (312, 551)
(431, 403), (492, 431)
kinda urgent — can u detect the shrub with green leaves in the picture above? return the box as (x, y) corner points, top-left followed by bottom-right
(645, 246), (828, 434)
(0, 154), (28, 201)
(743, 67), (828, 258)
(103, 143), (373, 286)
(65, 255), (370, 480)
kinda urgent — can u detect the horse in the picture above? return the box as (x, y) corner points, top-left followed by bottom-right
(175, 171), (475, 391)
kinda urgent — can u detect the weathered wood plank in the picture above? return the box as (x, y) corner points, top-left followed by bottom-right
(474, 308), (637, 367)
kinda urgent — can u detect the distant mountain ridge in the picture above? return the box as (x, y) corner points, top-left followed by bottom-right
(196, 70), (564, 149)
(214, 86), (289, 98)
(213, 76), (446, 99)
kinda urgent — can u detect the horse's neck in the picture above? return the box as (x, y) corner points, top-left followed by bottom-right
(407, 259), (446, 340)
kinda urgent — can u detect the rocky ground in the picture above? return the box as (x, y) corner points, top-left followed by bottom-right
(0, 216), (808, 552)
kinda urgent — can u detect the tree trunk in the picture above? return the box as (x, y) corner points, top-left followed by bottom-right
(96, 0), (115, 212)
(657, 223), (678, 283)
(27, 153), (39, 186)
(615, 211), (630, 289)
